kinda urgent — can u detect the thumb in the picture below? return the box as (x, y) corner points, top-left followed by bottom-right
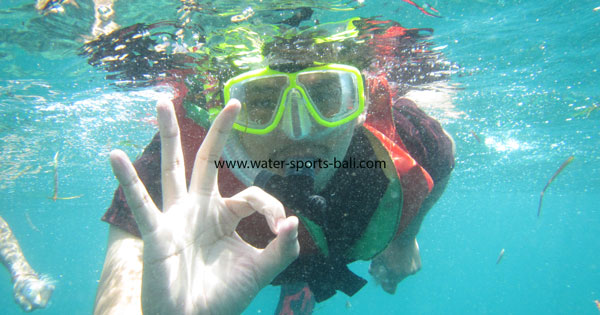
(254, 216), (300, 286)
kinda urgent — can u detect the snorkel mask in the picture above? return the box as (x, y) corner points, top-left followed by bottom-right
(223, 63), (365, 138)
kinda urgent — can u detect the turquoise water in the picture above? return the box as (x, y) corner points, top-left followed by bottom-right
(1, 0), (599, 314)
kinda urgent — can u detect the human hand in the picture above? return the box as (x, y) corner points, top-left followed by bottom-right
(109, 98), (300, 314)
(369, 237), (421, 294)
(13, 275), (54, 312)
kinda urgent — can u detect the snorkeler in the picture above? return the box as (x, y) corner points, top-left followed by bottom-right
(0, 215), (55, 312)
(93, 14), (454, 315)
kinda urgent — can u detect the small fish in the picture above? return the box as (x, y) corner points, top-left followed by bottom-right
(470, 130), (482, 143)
(25, 211), (40, 232)
(538, 156), (574, 217)
(595, 300), (600, 311)
(50, 152), (59, 201)
(346, 300), (352, 309)
(496, 248), (505, 264)
(52, 195), (83, 200)
(48, 151), (83, 201)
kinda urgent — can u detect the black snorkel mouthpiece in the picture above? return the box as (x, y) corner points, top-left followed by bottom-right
(253, 157), (327, 225)
(283, 157), (314, 178)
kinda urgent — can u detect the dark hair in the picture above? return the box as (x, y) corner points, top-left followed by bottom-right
(261, 18), (452, 95)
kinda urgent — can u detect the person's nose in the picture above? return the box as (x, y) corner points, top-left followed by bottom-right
(280, 88), (313, 140)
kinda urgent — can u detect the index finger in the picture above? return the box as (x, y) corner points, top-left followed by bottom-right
(224, 186), (287, 233)
(188, 99), (241, 195)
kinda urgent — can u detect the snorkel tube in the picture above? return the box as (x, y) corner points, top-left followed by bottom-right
(253, 157), (328, 227)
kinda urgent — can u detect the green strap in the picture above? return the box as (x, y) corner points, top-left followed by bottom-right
(345, 177), (402, 261)
(296, 214), (329, 257)
(297, 177), (402, 261)
(183, 101), (222, 129)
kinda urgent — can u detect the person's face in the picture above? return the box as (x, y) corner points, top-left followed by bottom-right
(227, 65), (366, 190)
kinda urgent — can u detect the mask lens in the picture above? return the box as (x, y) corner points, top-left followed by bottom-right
(229, 75), (288, 128)
(297, 71), (359, 121)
